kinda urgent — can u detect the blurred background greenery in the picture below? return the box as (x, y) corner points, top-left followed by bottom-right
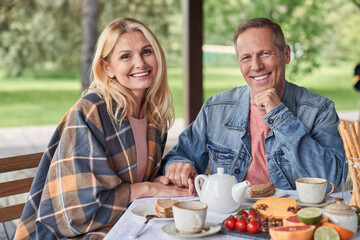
(0, 0), (359, 127)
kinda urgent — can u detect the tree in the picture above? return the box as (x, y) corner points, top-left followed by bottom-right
(0, 0), (82, 76)
(352, 0), (360, 8)
(0, 0), (181, 76)
(81, 0), (98, 90)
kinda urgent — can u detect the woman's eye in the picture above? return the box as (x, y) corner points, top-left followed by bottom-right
(241, 56), (249, 61)
(121, 54), (130, 60)
(142, 49), (152, 55)
(263, 52), (270, 56)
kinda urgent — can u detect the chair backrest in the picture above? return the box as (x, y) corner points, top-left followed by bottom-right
(0, 152), (42, 223)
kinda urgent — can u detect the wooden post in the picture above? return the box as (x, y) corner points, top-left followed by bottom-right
(182, 0), (203, 126)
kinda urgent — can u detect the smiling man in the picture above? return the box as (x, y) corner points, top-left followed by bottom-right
(162, 17), (345, 190)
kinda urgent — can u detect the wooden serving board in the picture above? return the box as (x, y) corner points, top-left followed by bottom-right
(220, 224), (271, 239)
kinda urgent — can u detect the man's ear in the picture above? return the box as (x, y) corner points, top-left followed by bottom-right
(284, 44), (291, 64)
(101, 60), (115, 78)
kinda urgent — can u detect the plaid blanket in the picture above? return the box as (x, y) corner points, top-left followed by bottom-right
(13, 93), (166, 239)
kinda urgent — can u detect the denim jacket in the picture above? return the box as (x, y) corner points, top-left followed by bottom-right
(162, 81), (345, 190)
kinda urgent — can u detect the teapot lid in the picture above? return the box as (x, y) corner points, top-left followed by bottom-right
(323, 198), (355, 215)
(208, 168), (237, 182)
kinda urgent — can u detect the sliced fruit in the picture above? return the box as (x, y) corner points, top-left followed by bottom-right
(283, 213), (328, 227)
(321, 222), (355, 240)
(297, 207), (323, 225)
(283, 214), (305, 227)
(314, 226), (340, 240)
(269, 225), (315, 240)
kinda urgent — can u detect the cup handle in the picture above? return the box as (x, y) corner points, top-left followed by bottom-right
(193, 212), (202, 230)
(194, 175), (207, 196)
(325, 182), (335, 196)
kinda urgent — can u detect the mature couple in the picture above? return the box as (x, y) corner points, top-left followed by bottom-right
(14, 17), (344, 239)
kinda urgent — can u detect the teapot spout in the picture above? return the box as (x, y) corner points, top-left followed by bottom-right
(232, 180), (250, 203)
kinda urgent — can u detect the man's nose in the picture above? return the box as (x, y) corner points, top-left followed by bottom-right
(251, 56), (264, 71)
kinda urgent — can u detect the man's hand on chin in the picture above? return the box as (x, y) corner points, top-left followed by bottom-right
(252, 88), (281, 113)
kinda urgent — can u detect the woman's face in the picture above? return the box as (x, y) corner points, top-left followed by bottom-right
(104, 31), (158, 100)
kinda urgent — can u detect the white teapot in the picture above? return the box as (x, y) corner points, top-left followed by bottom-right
(194, 167), (250, 213)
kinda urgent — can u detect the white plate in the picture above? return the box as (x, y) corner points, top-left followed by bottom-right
(131, 202), (173, 221)
(245, 188), (288, 201)
(162, 222), (221, 238)
(289, 195), (336, 207)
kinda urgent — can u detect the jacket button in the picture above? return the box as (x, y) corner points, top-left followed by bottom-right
(234, 168), (240, 174)
(268, 118), (275, 124)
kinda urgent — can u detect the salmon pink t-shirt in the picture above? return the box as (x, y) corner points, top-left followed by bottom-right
(129, 117), (148, 182)
(244, 104), (271, 185)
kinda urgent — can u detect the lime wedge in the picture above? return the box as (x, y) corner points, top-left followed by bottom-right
(314, 226), (340, 240)
(297, 207), (323, 225)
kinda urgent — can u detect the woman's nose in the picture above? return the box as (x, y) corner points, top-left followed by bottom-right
(134, 55), (147, 68)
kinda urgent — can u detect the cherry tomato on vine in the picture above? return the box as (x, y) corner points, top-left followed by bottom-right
(238, 210), (249, 219)
(247, 219), (260, 234)
(248, 210), (259, 219)
(224, 216), (237, 230)
(236, 219), (247, 232)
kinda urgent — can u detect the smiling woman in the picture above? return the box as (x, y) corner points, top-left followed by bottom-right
(12, 18), (194, 240)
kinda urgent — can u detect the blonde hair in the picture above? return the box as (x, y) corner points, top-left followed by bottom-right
(87, 18), (174, 136)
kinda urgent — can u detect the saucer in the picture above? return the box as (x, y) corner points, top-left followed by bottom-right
(162, 222), (221, 238)
(289, 195), (336, 207)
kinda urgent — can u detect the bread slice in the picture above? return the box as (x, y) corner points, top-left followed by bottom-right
(155, 199), (179, 218)
(249, 182), (275, 197)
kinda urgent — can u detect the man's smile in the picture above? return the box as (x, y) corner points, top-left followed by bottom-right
(252, 74), (269, 81)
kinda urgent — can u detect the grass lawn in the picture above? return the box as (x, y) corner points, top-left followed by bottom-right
(0, 61), (358, 128)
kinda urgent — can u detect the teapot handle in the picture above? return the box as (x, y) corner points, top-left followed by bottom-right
(194, 175), (207, 196)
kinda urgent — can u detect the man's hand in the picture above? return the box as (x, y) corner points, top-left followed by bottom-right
(252, 88), (281, 113)
(165, 162), (197, 194)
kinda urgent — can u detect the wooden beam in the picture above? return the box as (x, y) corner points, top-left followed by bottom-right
(0, 177), (34, 198)
(182, 0), (203, 126)
(0, 152), (42, 173)
(0, 203), (25, 222)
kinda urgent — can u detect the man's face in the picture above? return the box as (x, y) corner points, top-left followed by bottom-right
(236, 27), (290, 98)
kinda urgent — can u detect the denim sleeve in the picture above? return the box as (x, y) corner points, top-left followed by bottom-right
(161, 105), (210, 175)
(265, 101), (345, 188)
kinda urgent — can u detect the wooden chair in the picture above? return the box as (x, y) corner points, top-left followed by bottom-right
(0, 152), (42, 223)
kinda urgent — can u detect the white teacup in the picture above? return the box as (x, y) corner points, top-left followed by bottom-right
(296, 177), (335, 204)
(172, 201), (207, 234)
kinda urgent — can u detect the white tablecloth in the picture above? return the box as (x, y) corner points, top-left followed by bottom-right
(104, 191), (360, 240)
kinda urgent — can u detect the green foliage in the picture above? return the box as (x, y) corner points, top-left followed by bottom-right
(0, 0), (82, 76)
(321, 0), (360, 63)
(0, 0), (182, 76)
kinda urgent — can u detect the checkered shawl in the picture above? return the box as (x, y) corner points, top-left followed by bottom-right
(13, 93), (166, 239)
